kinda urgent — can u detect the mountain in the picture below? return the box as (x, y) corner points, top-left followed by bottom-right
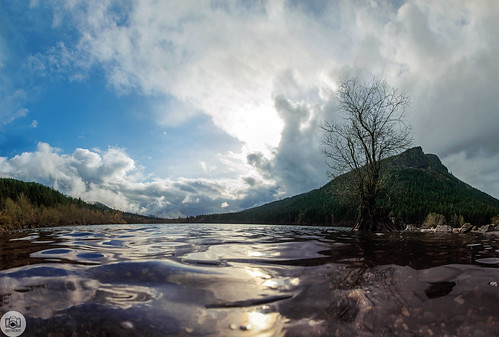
(0, 178), (161, 229)
(195, 147), (499, 226)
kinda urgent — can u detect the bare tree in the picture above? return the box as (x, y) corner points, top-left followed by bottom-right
(321, 76), (412, 231)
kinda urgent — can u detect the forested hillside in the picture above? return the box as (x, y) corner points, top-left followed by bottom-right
(195, 147), (499, 226)
(0, 178), (158, 229)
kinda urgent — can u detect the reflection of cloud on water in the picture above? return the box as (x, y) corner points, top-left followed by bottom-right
(245, 267), (300, 292)
(91, 284), (158, 309)
(0, 264), (158, 319)
(0, 258), (291, 336)
(0, 273), (98, 319)
(209, 309), (287, 337)
(244, 311), (286, 337)
(160, 262), (294, 336)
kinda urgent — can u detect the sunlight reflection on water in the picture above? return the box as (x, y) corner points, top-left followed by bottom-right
(0, 224), (498, 336)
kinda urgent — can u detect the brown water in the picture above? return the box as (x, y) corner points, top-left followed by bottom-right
(0, 224), (498, 336)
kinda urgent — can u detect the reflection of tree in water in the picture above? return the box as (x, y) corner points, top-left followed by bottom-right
(319, 233), (499, 336)
(0, 232), (64, 271)
(321, 231), (493, 269)
(322, 264), (404, 335)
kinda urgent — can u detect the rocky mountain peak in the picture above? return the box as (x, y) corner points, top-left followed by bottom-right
(389, 147), (448, 173)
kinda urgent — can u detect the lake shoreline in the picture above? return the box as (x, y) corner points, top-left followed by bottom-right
(3, 221), (499, 241)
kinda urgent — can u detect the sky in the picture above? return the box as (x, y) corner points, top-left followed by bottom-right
(1, 0), (499, 218)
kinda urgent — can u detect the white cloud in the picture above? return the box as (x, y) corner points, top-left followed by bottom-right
(0, 142), (281, 217)
(0, 89), (29, 126)
(182, 196), (200, 205)
(200, 160), (217, 174)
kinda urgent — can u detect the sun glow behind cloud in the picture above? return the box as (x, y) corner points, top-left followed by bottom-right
(67, 0), (290, 155)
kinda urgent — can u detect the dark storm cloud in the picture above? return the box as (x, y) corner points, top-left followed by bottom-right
(272, 95), (327, 195)
(247, 93), (331, 197)
(247, 152), (272, 177)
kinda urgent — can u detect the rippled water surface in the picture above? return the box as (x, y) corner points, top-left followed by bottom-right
(1, 224), (498, 336)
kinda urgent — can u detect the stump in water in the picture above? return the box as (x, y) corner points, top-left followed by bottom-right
(352, 206), (403, 232)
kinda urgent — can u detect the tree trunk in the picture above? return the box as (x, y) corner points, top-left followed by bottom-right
(352, 199), (403, 232)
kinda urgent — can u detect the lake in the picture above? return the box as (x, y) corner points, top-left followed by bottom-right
(0, 224), (498, 336)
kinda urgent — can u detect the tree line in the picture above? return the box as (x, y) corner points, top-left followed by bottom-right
(0, 178), (161, 230)
(0, 193), (126, 229)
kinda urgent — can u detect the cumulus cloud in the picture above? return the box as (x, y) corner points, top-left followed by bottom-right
(0, 143), (131, 211)
(0, 143), (280, 217)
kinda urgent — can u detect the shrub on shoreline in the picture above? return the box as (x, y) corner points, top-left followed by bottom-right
(422, 213), (446, 229)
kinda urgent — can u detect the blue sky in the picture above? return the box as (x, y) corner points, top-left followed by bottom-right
(1, 0), (499, 217)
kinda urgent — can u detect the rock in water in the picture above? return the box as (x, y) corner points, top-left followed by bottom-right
(435, 225), (452, 233)
(404, 225), (420, 232)
(459, 223), (473, 234)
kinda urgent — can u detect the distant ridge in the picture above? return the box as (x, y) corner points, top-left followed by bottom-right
(195, 147), (499, 226)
